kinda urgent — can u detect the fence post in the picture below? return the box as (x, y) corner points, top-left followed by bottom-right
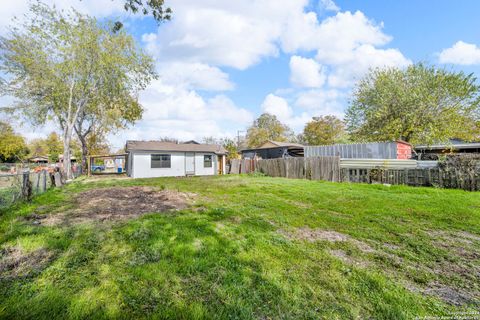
(36, 171), (40, 194)
(22, 171), (32, 201)
(43, 170), (47, 192)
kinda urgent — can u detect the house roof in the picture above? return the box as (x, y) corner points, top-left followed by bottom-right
(126, 140), (228, 154)
(240, 140), (304, 152)
(262, 140), (304, 148)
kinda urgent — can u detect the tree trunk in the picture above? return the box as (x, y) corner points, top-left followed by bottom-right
(62, 125), (73, 180)
(79, 134), (88, 173)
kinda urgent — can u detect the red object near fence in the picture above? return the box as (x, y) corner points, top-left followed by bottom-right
(396, 140), (412, 159)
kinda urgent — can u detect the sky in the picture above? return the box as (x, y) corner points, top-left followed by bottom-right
(1, 0), (480, 150)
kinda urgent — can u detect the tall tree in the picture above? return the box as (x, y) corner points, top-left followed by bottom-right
(74, 96), (142, 170)
(345, 63), (480, 144)
(0, 122), (28, 163)
(221, 138), (239, 161)
(302, 115), (348, 146)
(0, 2), (155, 178)
(246, 113), (293, 148)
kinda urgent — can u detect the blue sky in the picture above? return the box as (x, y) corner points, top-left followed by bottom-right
(2, 0), (480, 149)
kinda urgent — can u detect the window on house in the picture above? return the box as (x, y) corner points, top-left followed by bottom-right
(204, 155), (213, 168)
(151, 154), (171, 168)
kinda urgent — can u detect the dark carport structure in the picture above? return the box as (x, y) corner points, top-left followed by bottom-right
(241, 140), (304, 159)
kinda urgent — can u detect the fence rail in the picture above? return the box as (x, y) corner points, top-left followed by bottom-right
(229, 157), (480, 191)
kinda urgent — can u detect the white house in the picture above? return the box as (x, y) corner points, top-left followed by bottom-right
(126, 140), (227, 178)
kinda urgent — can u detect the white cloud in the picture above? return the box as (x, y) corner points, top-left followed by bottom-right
(326, 44), (411, 87)
(294, 88), (346, 118)
(261, 94), (293, 122)
(281, 10), (410, 87)
(158, 62), (234, 91)
(281, 11), (390, 55)
(320, 0), (340, 12)
(289, 56), (326, 88)
(260, 93), (316, 133)
(439, 41), (480, 65)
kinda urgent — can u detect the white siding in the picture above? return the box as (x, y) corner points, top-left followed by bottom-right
(194, 153), (216, 176)
(132, 151), (185, 178)
(130, 151), (219, 178)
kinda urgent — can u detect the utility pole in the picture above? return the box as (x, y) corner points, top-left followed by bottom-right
(237, 130), (245, 148)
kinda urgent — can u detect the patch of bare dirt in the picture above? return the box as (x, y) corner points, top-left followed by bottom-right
(280, 227), (375, 253)
(424, 284), (474, 306)
(284, 228), (349, 242)
(0, 247), (54, 280)
(33, 187), (196, 226)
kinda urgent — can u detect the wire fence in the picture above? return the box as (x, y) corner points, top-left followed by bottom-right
(0, 165), (83, 210)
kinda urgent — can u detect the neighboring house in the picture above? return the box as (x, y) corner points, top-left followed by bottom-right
(415, 139), (480, 159)
(241, 140), (304, 159)
(126, 140), (227, 178)
(304, 141), (412, 160)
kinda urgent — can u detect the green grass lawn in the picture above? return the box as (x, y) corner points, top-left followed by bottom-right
(0, 175), (479, 319)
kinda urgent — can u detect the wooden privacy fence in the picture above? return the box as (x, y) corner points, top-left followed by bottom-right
(229, 159), (256, 174)
(230, 157), (341, 181)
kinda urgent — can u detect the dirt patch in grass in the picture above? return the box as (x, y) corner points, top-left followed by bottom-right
(0, 247), (54, 280)
(285, 228), (349, 242)
(281, 227), (375, 253)
(424, 284), (474, 306)
(29, 187), (196, 226)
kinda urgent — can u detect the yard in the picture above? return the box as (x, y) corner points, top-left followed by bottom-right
(0, 174), (479, 319)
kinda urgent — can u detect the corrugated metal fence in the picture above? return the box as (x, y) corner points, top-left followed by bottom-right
(305, 142), (398, 159)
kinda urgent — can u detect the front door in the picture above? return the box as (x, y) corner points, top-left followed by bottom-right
(185, 152), (195, 175)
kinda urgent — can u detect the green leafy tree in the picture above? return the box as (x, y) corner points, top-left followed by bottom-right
(346, 63), (480, 144)
(302, 115), (348, 145)
(0, 122), (28, 162)
(0, 2), (155, 178)
(75, 97), (142, 170)
(28, 139), (47, 158)
(221, 138), (239, 161)
(45, 132), (64, 163)
(85, 128), (111, 156)
(246, 113), (294, 148)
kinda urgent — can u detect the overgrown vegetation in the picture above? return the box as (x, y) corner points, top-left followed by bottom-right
(0, 175), (479, 319)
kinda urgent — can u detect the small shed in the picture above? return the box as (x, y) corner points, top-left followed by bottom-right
(304, 141), (412, 159)
(241, 140), (304, 159)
